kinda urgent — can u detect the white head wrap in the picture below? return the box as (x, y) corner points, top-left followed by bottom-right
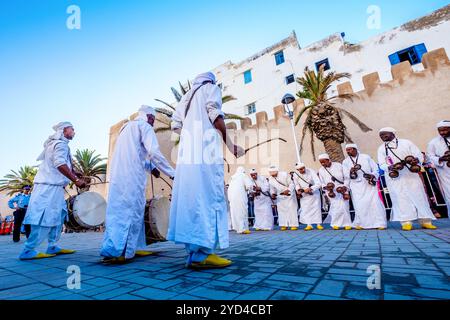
(295, 163), (306, 169)
(318, 154), (330, 161)
(437, 120), (450, 129)
(192, 72), (216, 89)
(250, 169), (258, 174)
(268, 165), (279, 172)
(37, 122), (73, 161)
(345, 144), (358, 150)
(379, 127), (396, 134)
(137, 105), (156, 121)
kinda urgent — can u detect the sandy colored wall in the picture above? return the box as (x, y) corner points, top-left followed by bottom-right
(107, 47), (450, 198)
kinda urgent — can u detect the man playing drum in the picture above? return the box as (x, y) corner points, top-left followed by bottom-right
(19, 122), (87, 260)
(101, 105), (175, 264)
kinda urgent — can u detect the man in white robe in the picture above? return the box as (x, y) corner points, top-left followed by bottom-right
(427, 120), (450, 211)
(378, 127), (437, 231)
(247, 169), (274, 231)
(343, 144), (387, 230)
(19, 122), (87, 260)
(318, 154), (352, 230)
(293, 163), (323, 231)
(228, 167), (252, 234)
(168, 72), (244, 269)
(101, 106), (175, 264)
(268, 166), (299, 231)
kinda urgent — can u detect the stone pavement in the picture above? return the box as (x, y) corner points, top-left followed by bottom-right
(0, 220), (449, 300)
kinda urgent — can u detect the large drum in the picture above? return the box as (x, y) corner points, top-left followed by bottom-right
(144, 196), (170, 245)
(66, 192), (106, 231)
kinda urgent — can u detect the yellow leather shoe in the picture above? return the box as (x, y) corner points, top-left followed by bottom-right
(102, 256), (129, 265)
(135, 251), (155, 257)
(291, 227), (298, 231)
(421, 223), (437, 230)
(304, 226), (314, 231)
(355, 226), (363, 230)
(378, 227), (386, 230)
(23, 253), (56, 260)
(345, 226), (353, 231)
(255, 228), (262, 232)
(242, 230), (252, 235)
(189, 254), (232, 270)
(333, 226), (340, 230)
(280, 227), (287, 231)
(402, 223), (413, 231)
(317, 225), (324, 230)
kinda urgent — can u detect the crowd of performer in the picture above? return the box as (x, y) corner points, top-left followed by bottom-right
(13, 71), (450, 270)
(227, 122), (450, 234)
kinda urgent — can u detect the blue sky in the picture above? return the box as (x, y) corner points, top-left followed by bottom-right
(0, 0), (448, 177)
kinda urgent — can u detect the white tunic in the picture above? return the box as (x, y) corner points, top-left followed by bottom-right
(318, 163), (352, 228)
(343, 154), (387, 229)
(168, 83), (229, 250)
(268, 172), (299, 228)
(246, 175), (274, 230)
(228, 169), (251, 233)
(377, 139), (436, 222)
(293, 168), (323, 225)
(101, 120), (175, 259)
(24, 139), (72, 228)
(427, 135), (450, 209)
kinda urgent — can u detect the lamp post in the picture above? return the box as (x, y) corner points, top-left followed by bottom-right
(282, 93), (301, 164)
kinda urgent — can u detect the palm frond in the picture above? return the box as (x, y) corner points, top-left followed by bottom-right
(336, 107), (372, 133)
(294, 105), (313, 126)
(154, 99), (176, 111)
(224, 113), (244, 120)
(222, 95), (236, 104)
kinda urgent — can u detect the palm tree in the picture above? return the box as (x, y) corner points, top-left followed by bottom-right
(154, 80), (243, 135)
(295, 65), (372, 162)
(0, 166), (37, 196)
(72, 149), (107, 189)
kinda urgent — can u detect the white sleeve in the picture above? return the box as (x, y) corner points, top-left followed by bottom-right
(141, 123), (175, 178)
(377, 146), (389, 172)
(408, 140), (424, 163)
(427, 140), (444, 168)
(171, 97), (187, 132)
(310, 170), (322, 192)
(368, 156), (380, 179)
(342, 159), (351, 184)
(53, 142), (69, 168)
(205, 85), (225, 124)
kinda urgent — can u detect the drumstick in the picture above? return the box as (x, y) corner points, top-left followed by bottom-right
(244, 138), (288, 154)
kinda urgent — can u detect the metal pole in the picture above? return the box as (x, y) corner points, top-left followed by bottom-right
(285, 104), (301, 164)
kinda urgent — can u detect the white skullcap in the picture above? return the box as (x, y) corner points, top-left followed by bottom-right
(139, 105), (156, 117)
(318, 154), (330, 160)
(268, 165), (279, 172)
(437, 120), (450, 129)
(295, 163), (306, 169)
(53, 122), (73, 131)
(250, 169), (258, 174)
(379, 127), (396, 134)
(345, 144), (358, 150)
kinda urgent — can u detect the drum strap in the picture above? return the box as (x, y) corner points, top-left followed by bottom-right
(293, 172), (313, 187)
(385, 139), (403, 163)
(324, 166), (344, 185)
(184, 81), (214, 118)
(350, 154), (359, 166)
(444, 137), (450, 151)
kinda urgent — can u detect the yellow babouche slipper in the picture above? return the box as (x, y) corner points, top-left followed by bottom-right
(55, 249), (76, 255)
(135, 251), (155, 257)
(333, 226), (340, 230)
(378, 227), (386, 230)
(345, 226), (353, 231)
(189, 254), (232, 270)
(102, 256), (129, 265)
(280, 227), (287, 231)
(255, 228), (262, 232)
(317, 225), (324, 230)
(355, 226), (363, 230)
(304, 226), (314, 231)
(421, 223), (437, 230)
(402, 224), (413, 231)
(242, 230), (252, 235)
(21, 253), (56, 260)
(291, 227), (298, 231)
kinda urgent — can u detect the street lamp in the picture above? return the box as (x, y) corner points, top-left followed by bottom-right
(282, 93), (301, 164)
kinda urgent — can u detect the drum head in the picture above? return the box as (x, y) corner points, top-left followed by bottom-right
(72, 192), (106, 228)
(150, 196), (170, 239)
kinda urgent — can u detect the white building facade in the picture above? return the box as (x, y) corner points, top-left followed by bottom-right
(210, 5), (450, 126)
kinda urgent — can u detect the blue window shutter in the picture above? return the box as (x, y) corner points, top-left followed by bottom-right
(244, 70), (252, 84)
(388, 53), (400, 65)
(414, 43), (428, 62)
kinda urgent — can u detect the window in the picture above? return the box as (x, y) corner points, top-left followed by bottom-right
(315, 58), (330, 72)
(244, 70), (252, 84)
(275, 51), (285, 65)
(286, 74), (295, 85)
(245, 103), (256, 115)
(388, 43), (427, 66)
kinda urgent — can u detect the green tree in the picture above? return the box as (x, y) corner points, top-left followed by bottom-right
(72, 149), (107, 188)
(295, 65), (372, 162)
(0, 166), (37, 197)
